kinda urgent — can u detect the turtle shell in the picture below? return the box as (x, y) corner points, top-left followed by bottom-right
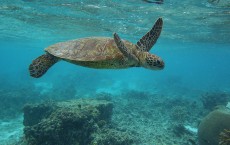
(45, 37), (136, 61)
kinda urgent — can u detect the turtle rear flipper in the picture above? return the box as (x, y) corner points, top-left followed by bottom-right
(29, 53), (59, 78)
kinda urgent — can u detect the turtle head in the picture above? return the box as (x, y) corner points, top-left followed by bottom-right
(138, 52), (164, 70)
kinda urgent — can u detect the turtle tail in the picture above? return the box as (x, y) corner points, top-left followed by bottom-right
(29, 53), (59, 78)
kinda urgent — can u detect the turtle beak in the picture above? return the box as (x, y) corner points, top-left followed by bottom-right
(159, 60), (164, 69)
(156, 58), (164, 70)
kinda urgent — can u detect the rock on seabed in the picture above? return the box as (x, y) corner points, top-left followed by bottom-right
(21, 98), (113, 145)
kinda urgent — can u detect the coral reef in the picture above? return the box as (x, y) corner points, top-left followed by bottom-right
(219, 129), (230, 145)
(208, 0), (220, 4)
(23, 101), (56, 126)
(95, 92), (113, 101)
(91, 128), (136, 145)
(201, 92), (230, 111)
(208, 0), (230, 8)
(0, 81), (205, 145)
(170, 106), (188, 123)
(22, 99), (113, 145)
(0, 86), (39, 119)
(112, 90), (199, 144)
(122, 90), (152, 100)
(21, 98), (135, 145)
(198, 107), (230, 145)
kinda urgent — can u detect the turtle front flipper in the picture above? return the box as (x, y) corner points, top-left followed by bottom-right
(113, 33), (139, 62)
(136, 18), (163, 52)
(29, 53), (59, 78)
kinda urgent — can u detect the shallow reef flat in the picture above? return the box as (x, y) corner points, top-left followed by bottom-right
(0, 117), (23, 145)
(111, 90), (200, 145)
(1, 87), (230, 145)
(111, 90), (230, 144)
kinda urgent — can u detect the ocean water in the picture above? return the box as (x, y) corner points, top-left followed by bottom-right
(0, 0), (230, 144)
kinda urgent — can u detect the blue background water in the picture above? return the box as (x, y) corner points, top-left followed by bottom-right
(1, 0), (229, 93)
(0, 0), (230, 144)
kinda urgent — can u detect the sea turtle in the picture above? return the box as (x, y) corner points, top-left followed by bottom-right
(29, 18), (164, 78)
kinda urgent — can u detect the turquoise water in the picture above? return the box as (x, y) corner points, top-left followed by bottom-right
(0, 0), (230, 144)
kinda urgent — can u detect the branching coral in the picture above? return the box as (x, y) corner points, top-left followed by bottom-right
(219, 129), (230, 145)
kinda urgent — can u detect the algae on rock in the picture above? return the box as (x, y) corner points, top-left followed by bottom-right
(22, 99), (113, 145)
(198, 107), (230, 145)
